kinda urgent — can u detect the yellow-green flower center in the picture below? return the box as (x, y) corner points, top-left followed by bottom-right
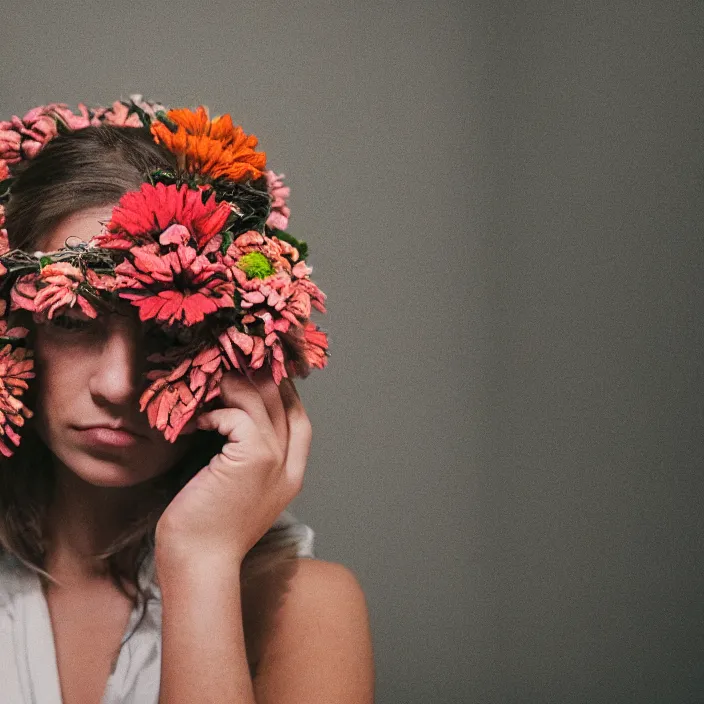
(237, 252), (275, 279)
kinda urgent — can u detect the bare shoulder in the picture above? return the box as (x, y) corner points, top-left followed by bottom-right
(250, 558), (375, 703)
(279, 558), (368, 611)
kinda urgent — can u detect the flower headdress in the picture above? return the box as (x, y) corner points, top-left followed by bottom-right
(0, 97), (328, 456)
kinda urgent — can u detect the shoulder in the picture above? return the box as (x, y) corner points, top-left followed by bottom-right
(248, 559), (374, 701)
(245, 558), (371, 643)
(279, 558), (367, 610)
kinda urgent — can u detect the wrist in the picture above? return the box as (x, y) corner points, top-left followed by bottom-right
(155, 529), (245, 585)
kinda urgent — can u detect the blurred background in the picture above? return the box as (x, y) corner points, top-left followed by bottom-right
(1, 1), (702, 702)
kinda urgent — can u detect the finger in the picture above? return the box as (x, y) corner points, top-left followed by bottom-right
(196, 407), (283, 477)
(279, 379), (312, 489)
(247, 368), (288, 455)
(217, 371), (281, 448)
(196, 407), (258, 444)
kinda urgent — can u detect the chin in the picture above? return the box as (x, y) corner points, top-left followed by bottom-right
(76, 463), (162, 488)
(54, 447), (175, 489)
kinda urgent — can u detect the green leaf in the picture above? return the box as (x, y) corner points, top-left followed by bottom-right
(39, 256), (53, 268)
(220, 231), (234, 255)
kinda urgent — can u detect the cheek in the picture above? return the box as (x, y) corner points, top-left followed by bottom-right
(34, 331), (93, 403)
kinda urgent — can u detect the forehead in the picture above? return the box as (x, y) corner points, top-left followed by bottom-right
(41, 206), (115, 251)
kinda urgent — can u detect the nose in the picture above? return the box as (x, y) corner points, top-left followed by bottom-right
(88, 317), (144, 409)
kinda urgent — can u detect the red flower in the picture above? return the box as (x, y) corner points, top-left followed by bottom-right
(99, 183), (231, 250)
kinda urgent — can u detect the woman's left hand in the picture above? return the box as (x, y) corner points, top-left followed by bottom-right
(154, 369), (311, 570)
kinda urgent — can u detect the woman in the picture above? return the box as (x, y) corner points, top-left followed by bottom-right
(0, 101), (374, 703)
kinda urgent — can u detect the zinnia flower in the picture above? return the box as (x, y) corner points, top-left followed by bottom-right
(129, 94), (167, 119)
(101, 100), (143, 128)
(0, 124), (21, 164)
(0, 160), (9, 180)
(11, 263), (98, 319)
(277, 321), (329, 380)
(265, 171), (291, 231)
(212, 225), (327, 382)
(98, 182), (231, 250)
(0, 205), (8, 261)
(151, 106), (266, 182)
(300, 321), (329, 370)
(115, 244), (235, 325)
(0, 103), (105, 163)
(47, 103), (103, 131)
(0, 343), (34, 457)
(223, 230), (299, 279)
(0, 109), (56, 162)
(0, 300), (28, 339)
(140, 345), (224, 441)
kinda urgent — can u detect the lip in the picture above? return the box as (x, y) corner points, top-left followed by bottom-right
(75, 425), (143, 448)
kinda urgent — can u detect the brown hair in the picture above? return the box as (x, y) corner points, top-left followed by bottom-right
(0, 126), (302, 671)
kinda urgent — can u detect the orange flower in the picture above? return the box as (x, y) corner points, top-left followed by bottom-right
(151, 106), (266, 182)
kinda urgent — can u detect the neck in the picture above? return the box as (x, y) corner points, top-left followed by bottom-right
(44, 463), (156, 583)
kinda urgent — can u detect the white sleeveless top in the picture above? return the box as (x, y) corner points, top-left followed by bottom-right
(0, 511), (315, 704)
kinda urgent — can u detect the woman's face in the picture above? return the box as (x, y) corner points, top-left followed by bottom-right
(33, 207), (196, 487)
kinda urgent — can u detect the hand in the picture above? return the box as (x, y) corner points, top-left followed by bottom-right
(154, 369), (312, 570)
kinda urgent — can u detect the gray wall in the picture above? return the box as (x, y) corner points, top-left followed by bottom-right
(1, 2), (702, 702)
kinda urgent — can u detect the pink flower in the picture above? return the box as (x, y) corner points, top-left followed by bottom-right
(140, 377), (199, 443)
(0, 102), (124, 165)
(20, 106), (62, 158)
(217, 326), (255, 371)
(0, 119), (26, 163)
(211, 225), (328, 382)
(129, 94), (167, 119)
(224, 230), (299, 278)
(115, 245), (235, 325)
(86, 268), (119, 291)
(99, 183), (231, 250)
(140, 345), (224, 441)
(11, 263), (98, 319)
(0, 160), (9, 180)
(276, 321), (329, 381)
(0, 103), (94, 162)
(300, 322), (328, 370)
(0, 300), (28, 339)
(49, 103), (103, 131)
(294, 276), (327, 314)
(0, 343), (34, 457)
(0, 205), (8, 260)
(265, 171), (291, 231)
(102, 101), (143, 128)
(230, 256), (325, 325)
